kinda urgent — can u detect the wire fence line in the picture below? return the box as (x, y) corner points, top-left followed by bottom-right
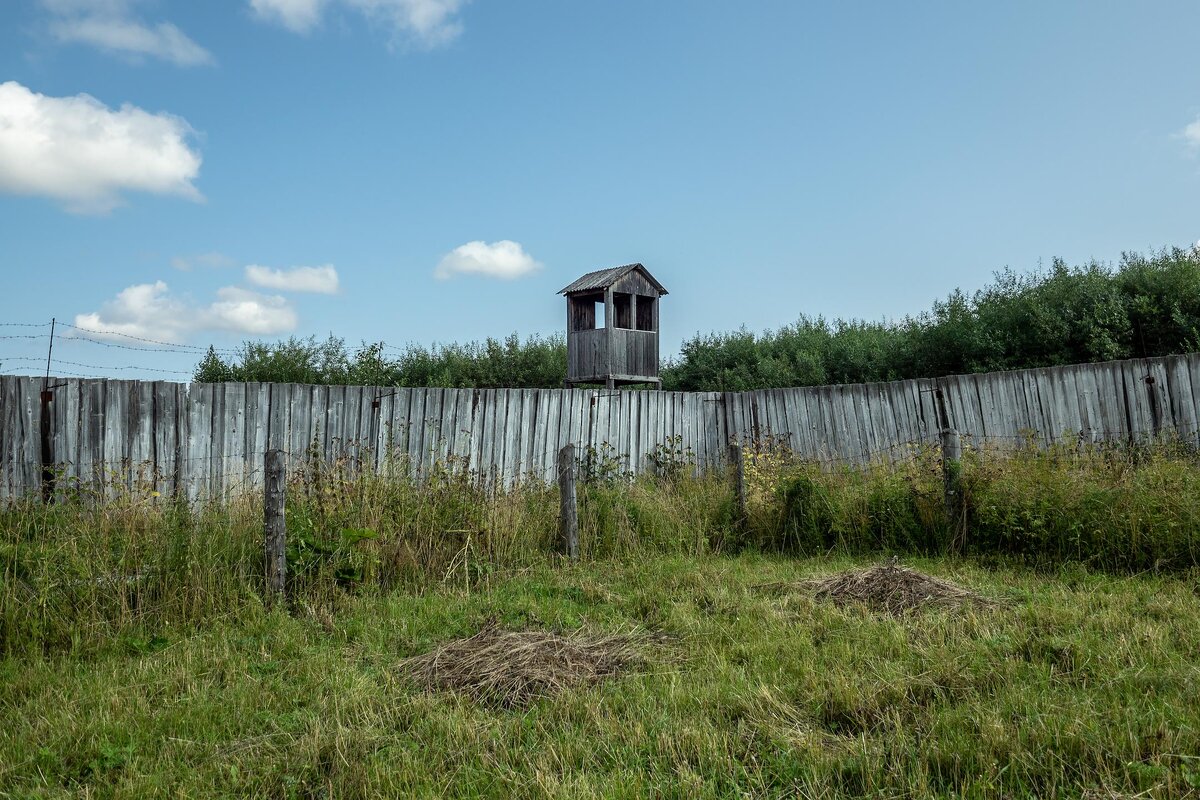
(1, 351), (1199, 503)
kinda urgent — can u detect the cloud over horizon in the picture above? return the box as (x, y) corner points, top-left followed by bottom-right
(40, 0), (214, 66)
(245, 264), (341, 294)
(0, 81), (203, 214)
(434, 240), (542, 281)
(250, 0), (466, 47)
(74, 281), (298, 342)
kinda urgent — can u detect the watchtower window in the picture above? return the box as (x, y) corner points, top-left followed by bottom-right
(613, 292), (633, 329)
(568, 293), (602, 331)
(636, 296), (656, 331)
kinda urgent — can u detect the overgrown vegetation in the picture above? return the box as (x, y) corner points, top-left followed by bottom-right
(4, 440), (1200, 795)
(0, 454), (730, 659)
(741, 435), (1200, 572)
(194, 246), (1200, 390)
(5, 437), (1200, 662)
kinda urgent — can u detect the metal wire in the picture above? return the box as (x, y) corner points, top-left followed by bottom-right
(58, 322), (234, 353)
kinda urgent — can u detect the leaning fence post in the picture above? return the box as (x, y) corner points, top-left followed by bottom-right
(728, 443), (747, 528)
(940, 428), (965, 551)
(557, 444), (579, 559)
(264, 449), (287, 602)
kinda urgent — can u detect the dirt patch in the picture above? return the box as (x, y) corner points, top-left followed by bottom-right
(803, 559), (997, 615)
(400, 620), (661, 707)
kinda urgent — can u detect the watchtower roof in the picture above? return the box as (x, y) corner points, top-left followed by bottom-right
(558, 263), (668, 296)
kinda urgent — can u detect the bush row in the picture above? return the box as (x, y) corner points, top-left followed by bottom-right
(191, 247), (1200, 391)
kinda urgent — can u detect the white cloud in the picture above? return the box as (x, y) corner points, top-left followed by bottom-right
(0, 81), (202, 213)
(249, 0), (325, 32)
(205, 287), (299, 335)
(245, 264), (340, 294)
(74, 281), (297, 342)
(434, 240), (542, 281)
(40, 0), (213, 66)
(251, 0), (466, 46)
(73, 281), (191, 341)
(1183, 116), (1200, 153)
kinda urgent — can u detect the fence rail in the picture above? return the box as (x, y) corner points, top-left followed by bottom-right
(2, 353), (1198, 501)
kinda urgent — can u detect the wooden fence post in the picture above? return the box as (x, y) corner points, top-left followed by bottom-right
(557, 444), (579, 559)
(264, 449), (287, 602)
(40, 388), (54, 504)
(940, 428), (965, 551)
(728, 443), (747, 528)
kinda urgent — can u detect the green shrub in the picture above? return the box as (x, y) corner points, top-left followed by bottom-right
(751, 438), (1200, 571)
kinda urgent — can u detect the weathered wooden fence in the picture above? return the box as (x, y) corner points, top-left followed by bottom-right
(2, 353), (1198, 502)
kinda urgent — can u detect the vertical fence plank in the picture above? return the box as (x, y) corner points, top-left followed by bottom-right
(471, 389), (491, 479)
(1165, 355), (1198, 441)
(246, 382), (270, 490)
(451, 388), (474, 471)
(0, 377), (15, 500)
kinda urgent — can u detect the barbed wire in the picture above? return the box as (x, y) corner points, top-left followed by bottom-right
(1, 319), (235, 354)
(54, 358), (191, 375)
(0, 356), (192, 375)
(58, 336), (236, 355)
(57, 322), (233, 353)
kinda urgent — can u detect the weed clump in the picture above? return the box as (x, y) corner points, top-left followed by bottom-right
(399, 620), (657, 707)
(805, 559), (996, 615)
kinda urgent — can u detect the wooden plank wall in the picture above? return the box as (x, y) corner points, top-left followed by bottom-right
(1, 353), (1197, 501)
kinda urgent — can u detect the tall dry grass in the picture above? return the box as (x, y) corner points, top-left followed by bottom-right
(0, 453), (733, 657)
(4, 434), (1198, 658)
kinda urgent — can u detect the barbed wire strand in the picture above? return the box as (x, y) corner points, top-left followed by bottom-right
(57, 322), (232, 352)
(0, 356), (192, 375)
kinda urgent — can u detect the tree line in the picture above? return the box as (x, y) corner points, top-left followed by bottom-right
(193, 247), (1200, 390)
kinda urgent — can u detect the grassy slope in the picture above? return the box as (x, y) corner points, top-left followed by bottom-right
(2, 554), (1198, 799)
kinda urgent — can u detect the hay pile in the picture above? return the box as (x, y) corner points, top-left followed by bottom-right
(806, 559), (995, 615)
(400, 620), (654, 707)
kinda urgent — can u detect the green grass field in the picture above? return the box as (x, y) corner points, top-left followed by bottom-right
(4, 553), (1199, 799)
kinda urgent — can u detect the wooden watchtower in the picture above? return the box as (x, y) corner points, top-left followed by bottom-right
(559, 263), (668, 389)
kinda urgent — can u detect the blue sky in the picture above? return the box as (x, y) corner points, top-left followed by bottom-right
(1, 0), (1199, 380)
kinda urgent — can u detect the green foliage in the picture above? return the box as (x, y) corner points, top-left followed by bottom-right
(193, 333), (567, 388)
(192, 248), (1200, 391)
(576, 442), (624, 486)
(194, 335), (355, 384)
(664, 247), (1200, 390)
(389, 332), (567, 388)
(773, 467), (944, 555)
(647, 435), (696, 481)
(747, 438), (1200, 571)
(964, 440), (1200, 569)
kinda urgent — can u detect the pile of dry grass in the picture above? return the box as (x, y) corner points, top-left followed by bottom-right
(804, 558), (996, 615)
(400, 620), (657, 707)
